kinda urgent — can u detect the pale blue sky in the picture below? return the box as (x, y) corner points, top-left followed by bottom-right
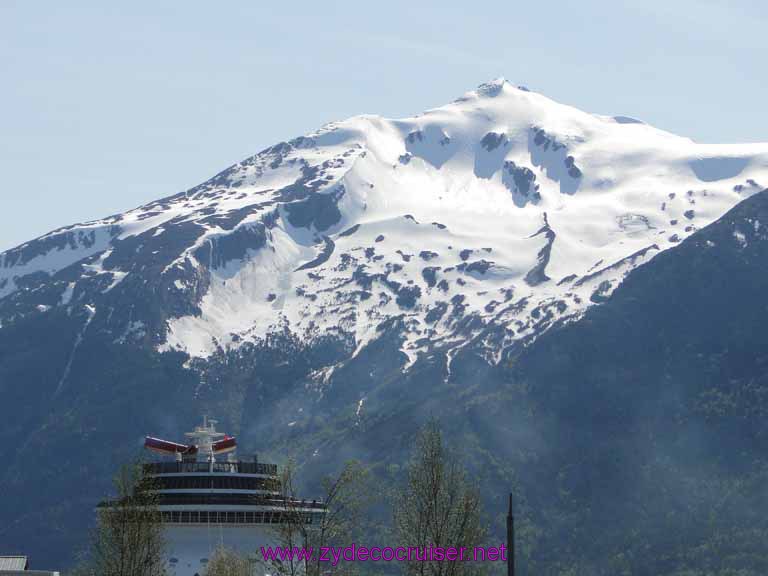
(1, 1), (766, 251)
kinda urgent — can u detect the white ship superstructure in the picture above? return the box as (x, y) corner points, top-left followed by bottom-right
(100, 417), (325, 576)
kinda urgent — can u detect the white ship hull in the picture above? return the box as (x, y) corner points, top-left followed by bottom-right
(164, 523), (276, 576)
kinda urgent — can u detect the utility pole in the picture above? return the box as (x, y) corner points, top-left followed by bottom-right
(507, 492), (515, 576)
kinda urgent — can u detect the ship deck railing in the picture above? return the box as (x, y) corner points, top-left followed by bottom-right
(143, 461), (278, 475)
(156, 494), (327, 508)
(158, 508), (322, 525)
(98, 494), (327, 509)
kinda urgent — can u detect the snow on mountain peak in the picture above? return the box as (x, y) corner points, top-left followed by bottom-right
(2, 81), (768, 363)
(474, 77), (509, 97)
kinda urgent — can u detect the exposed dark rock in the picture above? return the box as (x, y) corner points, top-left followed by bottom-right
(524, 213), (556, 286)
(295, 236), (335, 272)
(425, 301), (448, 323)
(338, 224), (360, 237)
(450, 293), (467, 316)
(480, 131), (507, 152)
(590, 280), (613, 303)
(502, 161), (540, 206)
(284, 185), (344, 232)
(565, 155), (582, 178)
(193, 222), (268, 270)
(421, 266), (440, 288)
(395, 285), (421, 309)
(1, 227), (111, 270)
(529, 127), (582, 195)
(464, 260), (493, 275)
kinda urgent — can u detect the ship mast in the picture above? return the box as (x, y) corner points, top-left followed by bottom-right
(185, 415), (226, 471)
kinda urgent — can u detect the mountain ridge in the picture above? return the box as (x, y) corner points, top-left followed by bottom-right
(2, 79), (767, 367)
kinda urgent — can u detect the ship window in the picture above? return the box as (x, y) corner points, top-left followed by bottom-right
(191, 511), (199, 523)
(181, 511), (190, 523)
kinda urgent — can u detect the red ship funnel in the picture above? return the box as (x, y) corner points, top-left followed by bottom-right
(212, 435), (237, 454)
(144, 436), (198, 456)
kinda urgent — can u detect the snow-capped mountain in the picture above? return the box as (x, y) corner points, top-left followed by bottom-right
(4, 79), (768, 573)
(2, 77), (767, 364)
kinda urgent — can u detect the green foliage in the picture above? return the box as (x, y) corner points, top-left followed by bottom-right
(393, 419), (488, 576)
(205, 547), (251, 576)
(76, 460), (166, 576)
(264, 459), (377, 576)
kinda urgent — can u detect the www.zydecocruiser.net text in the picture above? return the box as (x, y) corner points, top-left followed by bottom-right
(260, 544), (509, 566)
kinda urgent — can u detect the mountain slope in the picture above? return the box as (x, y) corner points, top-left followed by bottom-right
(499, 188), (768, 575)
(2, 81), (768, 573)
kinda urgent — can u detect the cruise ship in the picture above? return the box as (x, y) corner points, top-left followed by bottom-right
(100, 417), (325, 576)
